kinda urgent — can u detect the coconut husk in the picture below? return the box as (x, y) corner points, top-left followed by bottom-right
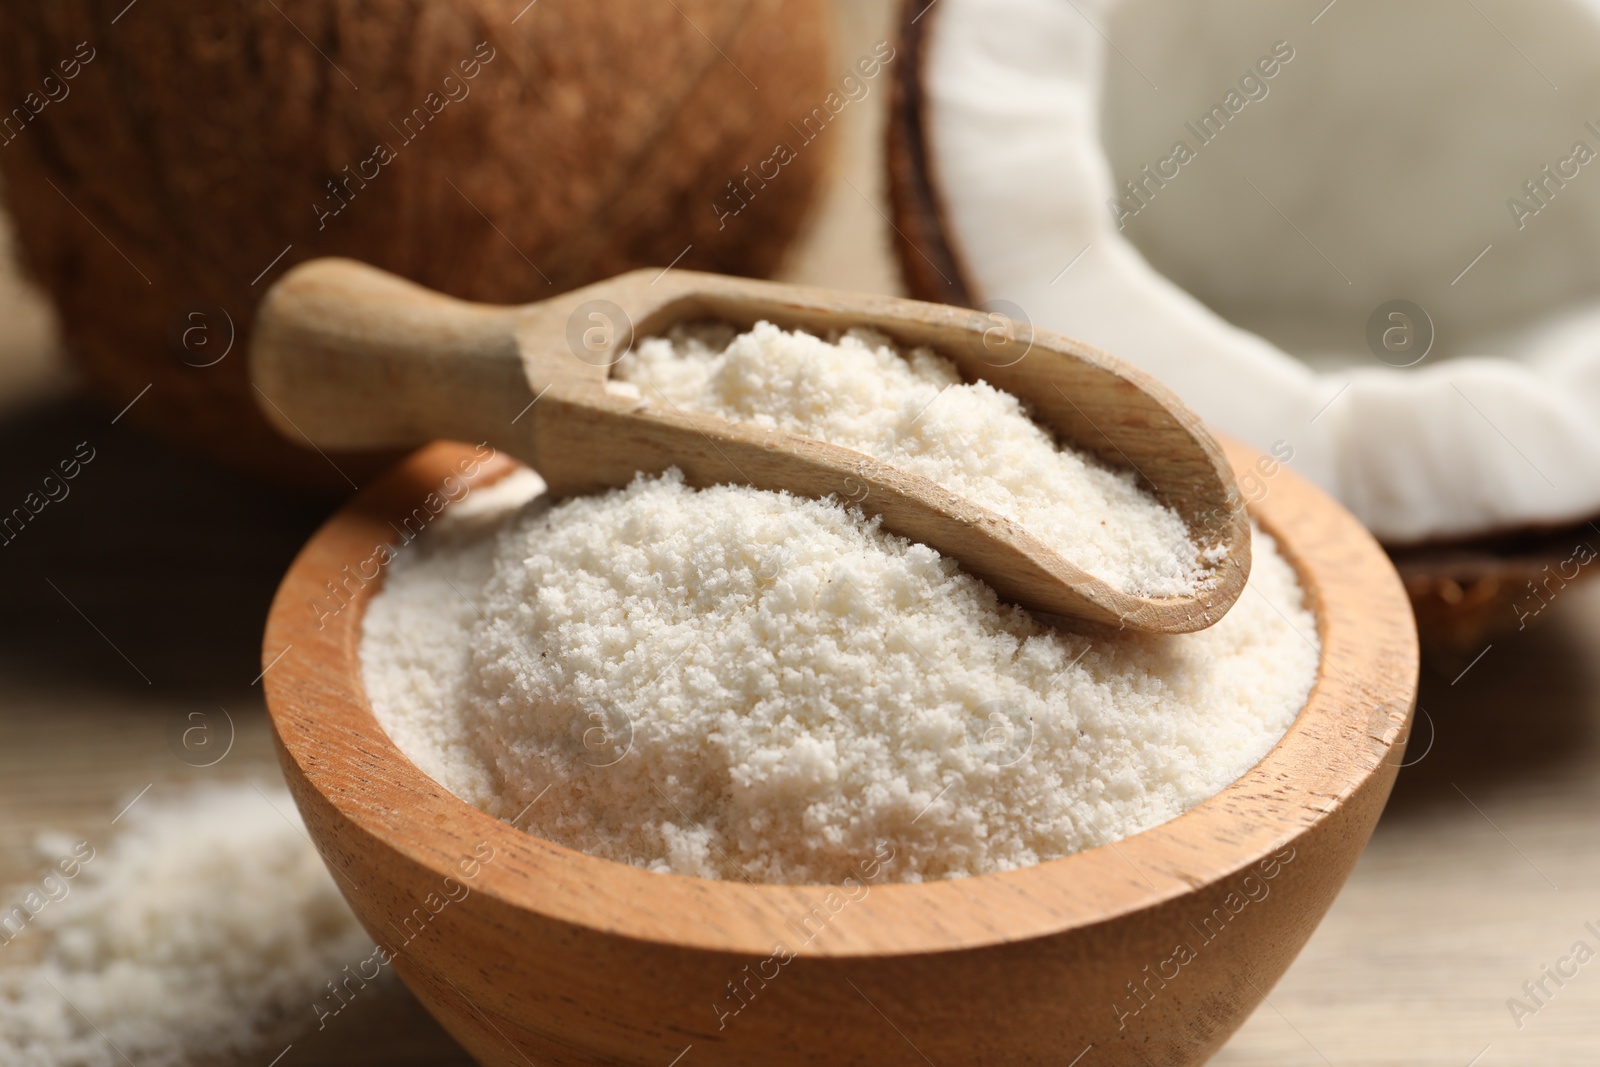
(0, 0), (831, 490)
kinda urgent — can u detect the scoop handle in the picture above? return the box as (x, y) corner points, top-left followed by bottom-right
(250, 257), (531, 450)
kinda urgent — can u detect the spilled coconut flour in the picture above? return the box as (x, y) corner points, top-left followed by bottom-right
(363, 468), (1318, 886)
(612, 320), (1217, 597)
(0, 783), (371, 1067)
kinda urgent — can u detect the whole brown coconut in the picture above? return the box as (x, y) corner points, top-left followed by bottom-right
(885, 0), (1597, 652)
(0, 0), (831, 490)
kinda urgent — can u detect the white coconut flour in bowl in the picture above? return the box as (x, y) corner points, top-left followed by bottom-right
(361, 323), (1319, 886)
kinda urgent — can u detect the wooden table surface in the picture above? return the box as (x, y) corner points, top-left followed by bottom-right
(2, 1), (1598, 1062)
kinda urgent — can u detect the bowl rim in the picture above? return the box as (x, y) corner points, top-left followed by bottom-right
(263, 437), (1417, 959)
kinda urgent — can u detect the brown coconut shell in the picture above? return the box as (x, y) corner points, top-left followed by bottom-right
(884, 0), (1600, 649)
(1389, 519), (1600, 655)
(885, 0), (973, 311)
(0, 0), (831, 491)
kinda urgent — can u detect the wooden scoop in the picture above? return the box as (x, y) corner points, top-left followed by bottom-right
(250, 258), (1249, 632)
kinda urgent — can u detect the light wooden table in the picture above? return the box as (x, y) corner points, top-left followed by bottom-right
(3, 1), (1599, 1062)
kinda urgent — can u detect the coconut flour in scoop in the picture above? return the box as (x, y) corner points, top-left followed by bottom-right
(361, 323), (1318, 886)
(614, 320), (1219, 598)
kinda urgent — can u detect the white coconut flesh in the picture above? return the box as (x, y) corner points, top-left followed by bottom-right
(921, 0), (1600, 543)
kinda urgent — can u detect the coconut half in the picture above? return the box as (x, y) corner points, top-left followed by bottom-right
(890, 0), (1600, 644)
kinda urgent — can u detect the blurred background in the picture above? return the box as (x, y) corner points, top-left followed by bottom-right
(1, 0), (1598, 1064)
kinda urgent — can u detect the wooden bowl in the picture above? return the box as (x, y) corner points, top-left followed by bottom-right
(263, 438), (1418, 1067)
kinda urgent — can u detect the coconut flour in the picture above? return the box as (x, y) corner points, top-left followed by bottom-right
(363, 460), (1318, 885)
(0, 783), (370, 1067)
(613, 320), (1214, 597)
